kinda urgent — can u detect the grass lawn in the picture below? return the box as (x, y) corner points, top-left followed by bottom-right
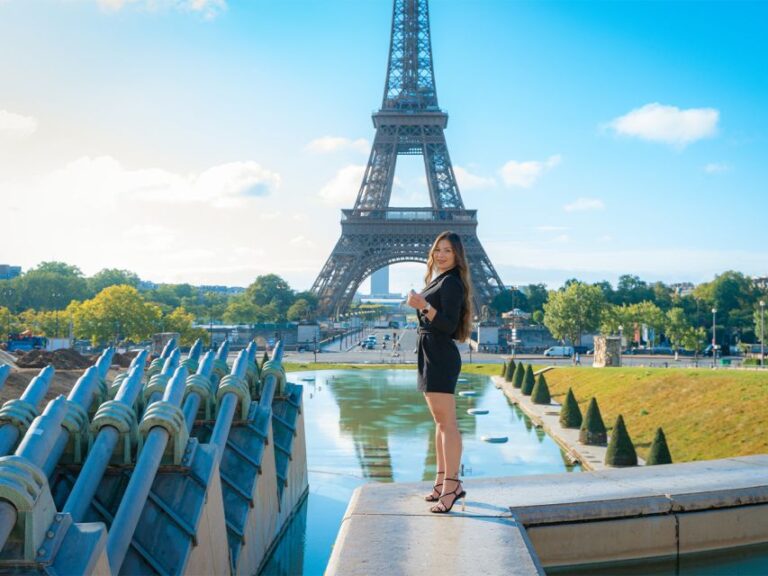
(285, 361), (768, 463)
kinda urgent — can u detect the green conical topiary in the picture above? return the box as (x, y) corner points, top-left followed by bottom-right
(504, 359), (516, 381)
(500, 361), (507, 376)
(521, 364), (536, 395)
(531, 373), (551, 404)
(579, 397), (607, 445)
(605, 415), (637, 466)
(559, 388), (583, 429)
(513, 363), (525, 388)
(647, 427), (673, 465)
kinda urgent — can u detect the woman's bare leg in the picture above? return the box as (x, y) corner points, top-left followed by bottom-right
(425, 392), (462, 485)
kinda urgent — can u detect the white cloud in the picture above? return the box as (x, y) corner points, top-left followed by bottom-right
(499, 155), (561, 188)
(563, 197), (605, 212)
(4, 153), (330, 289)
(704, 162), (730, 174)
(453, 166), (496, 190)
(0, 109), (38, 137)
(306, 136), (369, 155)
(319, 164), (365, 205)
(42, 156), (279, 208)
(94, 0), (226, 18)
(607, 103), (719, 147)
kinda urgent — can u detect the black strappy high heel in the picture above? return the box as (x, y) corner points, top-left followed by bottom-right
(429, 478), (466, 513)
(424, 471), (445, 502)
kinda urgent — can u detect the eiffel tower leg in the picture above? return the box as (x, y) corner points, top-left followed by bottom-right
(354, 133), (398, 212)
(423, 135), (463, 209)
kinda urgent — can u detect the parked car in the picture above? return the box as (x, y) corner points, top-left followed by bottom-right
(650, 346), (674, 355)
(544, 346), (574, 357)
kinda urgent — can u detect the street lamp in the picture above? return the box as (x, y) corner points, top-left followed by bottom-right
(760, 300), (765, 368)
(712, 308), (717, 366)
(469, 316), (478, 363)
(618, 325), (624, 363)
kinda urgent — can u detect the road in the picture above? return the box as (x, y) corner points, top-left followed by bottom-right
(282, 327), (738, 368)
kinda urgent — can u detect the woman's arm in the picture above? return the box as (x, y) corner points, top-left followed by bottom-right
(430, 276), (464, 335)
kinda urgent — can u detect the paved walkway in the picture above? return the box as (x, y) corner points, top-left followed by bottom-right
(326, 456), (768, 575)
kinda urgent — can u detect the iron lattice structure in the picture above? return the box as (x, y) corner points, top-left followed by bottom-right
(311, 0), (505, 317)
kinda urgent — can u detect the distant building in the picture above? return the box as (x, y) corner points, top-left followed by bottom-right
(371, 268), (389, 297)
(752, 276), (768, 291)
(670, 282), (695, 297)
(0, 265), (21, 280)
(198, 285), (246, 295)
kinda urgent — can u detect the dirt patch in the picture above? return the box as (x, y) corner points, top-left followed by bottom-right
(0, 367), (123, 406)
(2, 369), (83, 405)
(112, 351), (139, 368)
(14, 349), (95, 370)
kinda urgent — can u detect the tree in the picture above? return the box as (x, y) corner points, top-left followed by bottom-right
(15, 309), (67, 338)
(0, 306), (17, 337)
(694, 271), (758, 346)
(579, 397), (607, 445)
(16, 262), (88, 311)
(69, 285), (162, 345)
(244, 274), (295, 320)
(521, 364), (535, 395)
(287, 299), (313, 322)
(531, 374), (551, 404)
(604, 415), (637, 467)
(163, 307), (207, 346)
(647, 427), (673, 465)
(490, 289), (529, 315)
(651, 282), (673, 311)
(33, 261), (84, 276)
(543, 282), (605, 346)
(615, 275), (654, 305)
(600, 304), (633, 336)
(681, 326), (707, 355)
(223, 296), (261, 324)
(665, 308), (691, 352)
(755, 306), (767, 349)
(0, 280), (21, 312)
(523, 284), (548, 313)
(559, 388), (582, 428)
(89, 268), (140, 295)
(593, 281), (616, 304)
(629, 301), (665, 347)
(512, 362), (525, 388)
(504, 359), (516, 381)
(180, 291), (229, 323)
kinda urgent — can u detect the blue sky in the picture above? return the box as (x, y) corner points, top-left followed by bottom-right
(1, 0), (766, 294)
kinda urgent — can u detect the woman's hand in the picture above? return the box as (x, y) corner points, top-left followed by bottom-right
(407, 289), (427, 310)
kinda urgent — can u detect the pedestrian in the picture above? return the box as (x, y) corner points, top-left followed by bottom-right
(406, 231), (472, 513)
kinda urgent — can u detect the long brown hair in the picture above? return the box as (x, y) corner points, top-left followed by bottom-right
(424, 231), (473, 341)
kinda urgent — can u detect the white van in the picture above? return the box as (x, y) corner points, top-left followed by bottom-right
(544, 346), (574, 357)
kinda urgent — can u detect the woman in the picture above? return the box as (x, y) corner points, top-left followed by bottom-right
(406, 231), (472, 513)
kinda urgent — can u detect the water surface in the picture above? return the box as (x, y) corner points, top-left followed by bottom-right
(261, 369), (580, 575)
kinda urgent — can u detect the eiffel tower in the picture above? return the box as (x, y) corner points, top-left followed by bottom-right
(311, 0), (505, 317)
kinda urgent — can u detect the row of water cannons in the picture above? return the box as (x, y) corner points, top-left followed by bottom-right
(0, 337), (307, 574)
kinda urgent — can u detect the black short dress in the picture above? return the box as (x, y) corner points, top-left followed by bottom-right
(416, 267), (465, 394)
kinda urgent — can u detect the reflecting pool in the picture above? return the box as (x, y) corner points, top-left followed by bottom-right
(260, 369), (580, 575)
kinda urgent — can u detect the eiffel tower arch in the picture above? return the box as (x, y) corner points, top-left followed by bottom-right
(311, 0), (505, 317)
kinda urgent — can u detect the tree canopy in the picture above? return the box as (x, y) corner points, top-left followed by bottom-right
(543, 282), (605, 345)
